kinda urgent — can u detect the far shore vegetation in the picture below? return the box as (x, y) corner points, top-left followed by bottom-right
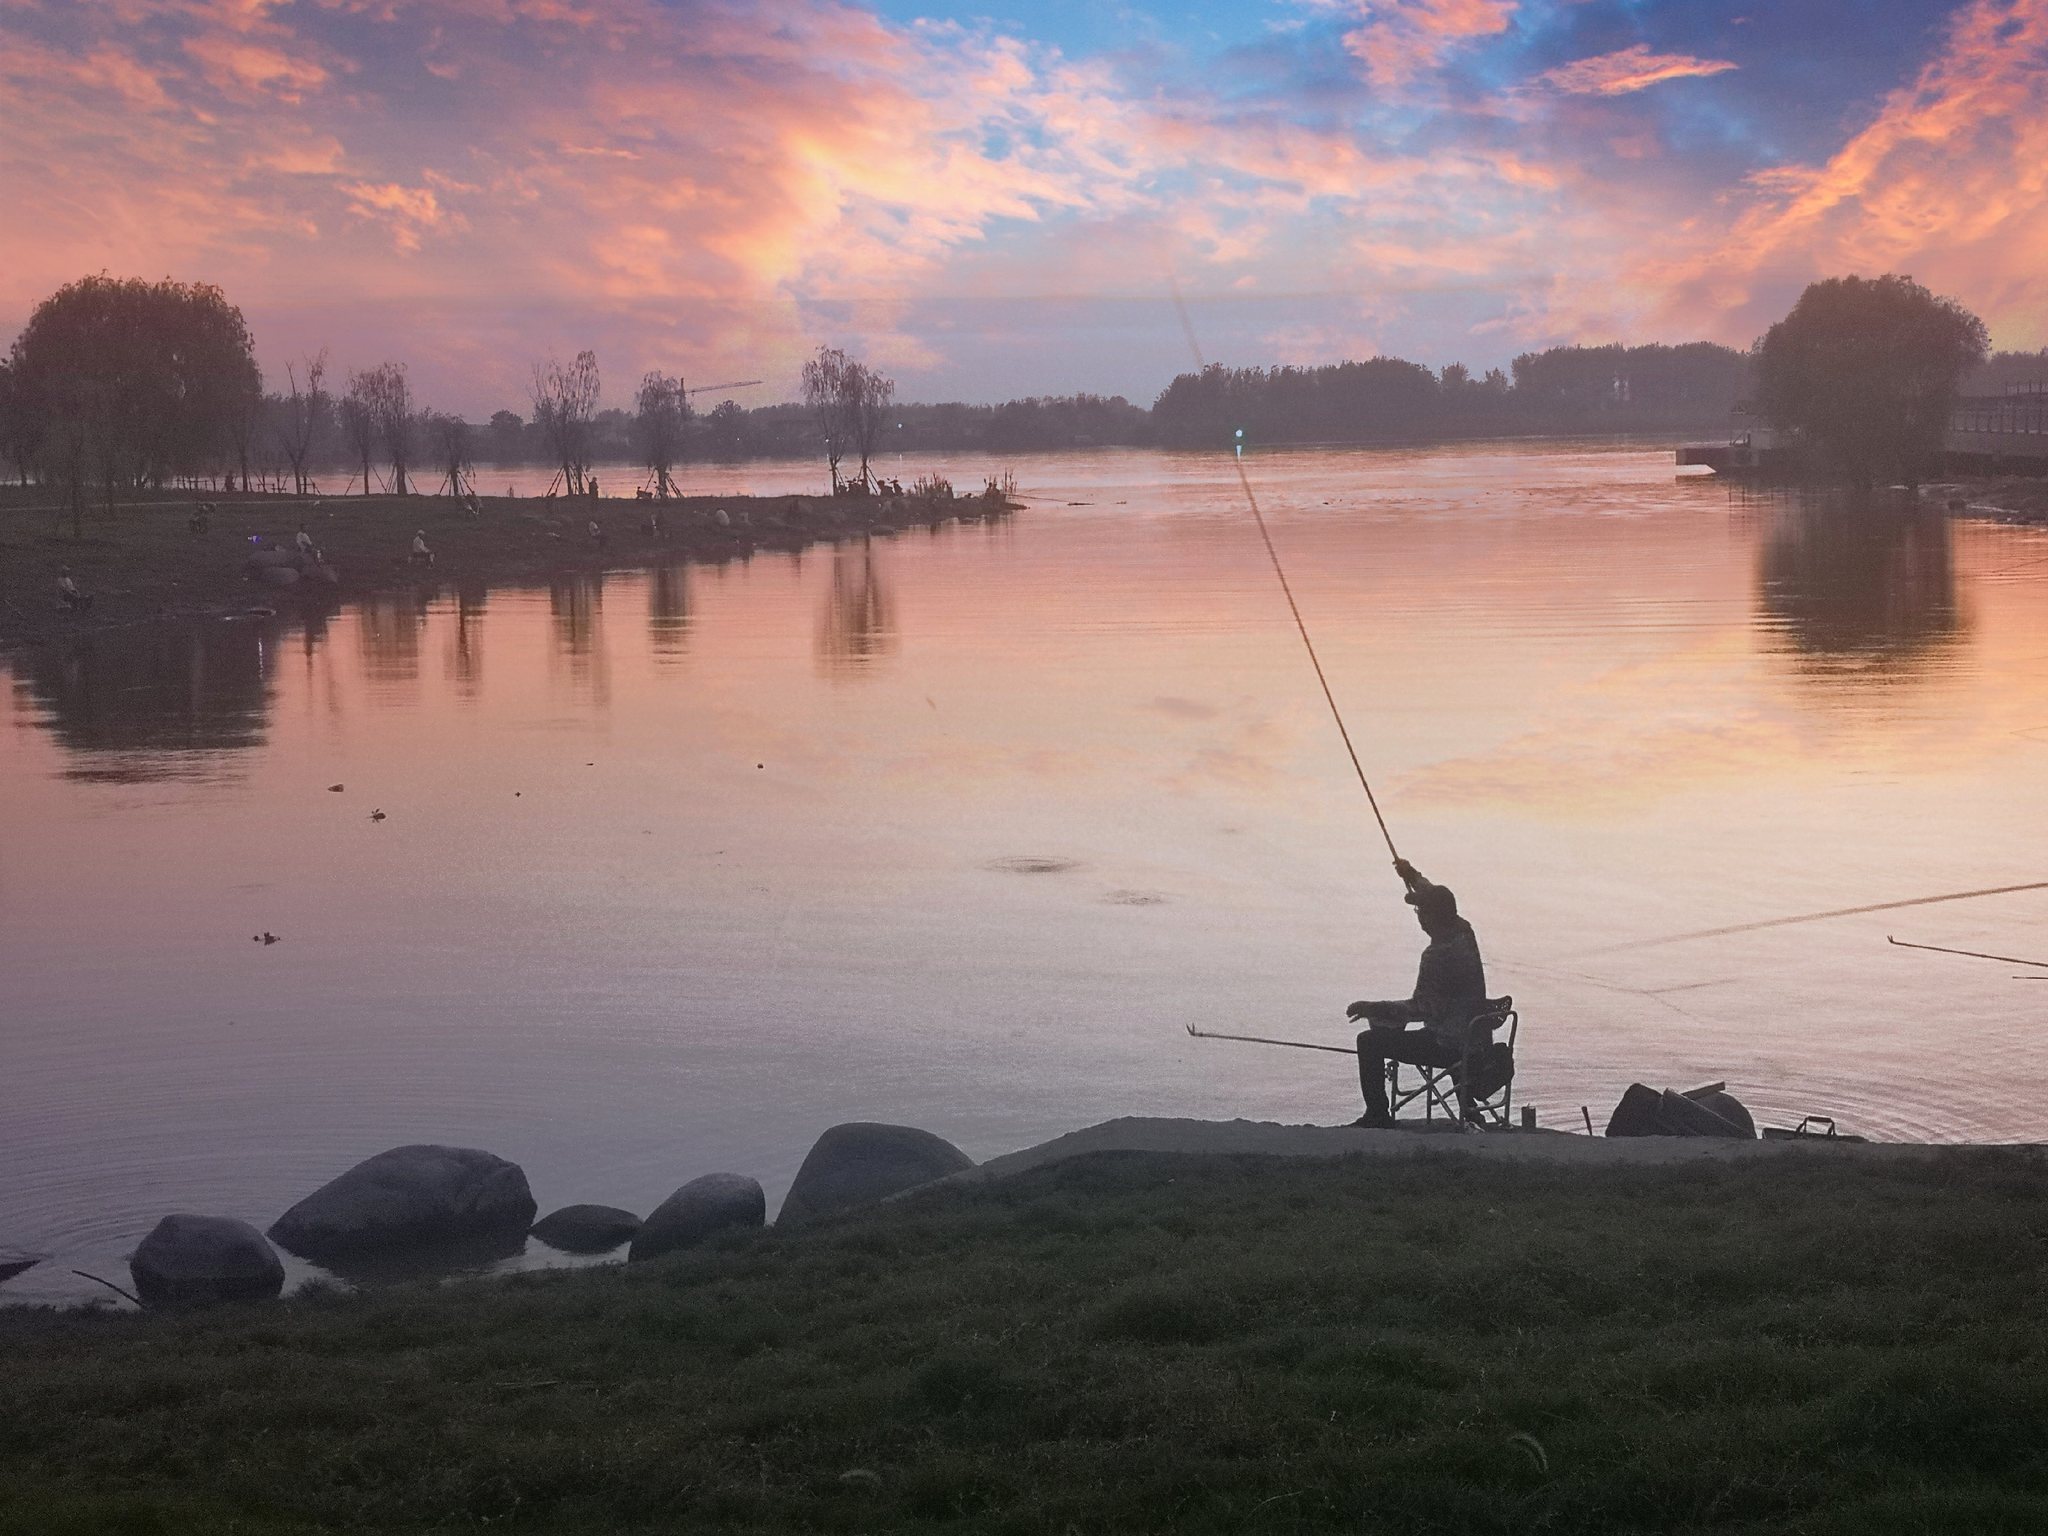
(6, 270), (2039, 545)
(4, 1147), (2047, 1534)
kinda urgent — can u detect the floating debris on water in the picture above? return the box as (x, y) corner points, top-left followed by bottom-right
(985, 856), (1083, 875)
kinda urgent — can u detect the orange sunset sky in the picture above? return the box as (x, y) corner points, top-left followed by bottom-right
(3, 0), (2046, 413)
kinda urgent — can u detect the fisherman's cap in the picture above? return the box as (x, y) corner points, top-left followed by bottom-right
(1405, 882), (1458, 918)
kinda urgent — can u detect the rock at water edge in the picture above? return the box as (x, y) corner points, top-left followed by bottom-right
(777, 1123), (974, 1228)
(531, 1204), (642, 1254)
(628, 1174), (765, 1261)
(268, 1144), (537, 1262)
(130, 1215), (285, 1307)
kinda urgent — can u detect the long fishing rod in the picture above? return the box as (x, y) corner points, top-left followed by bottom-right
(1171, 285), (1400, 864)
(1185, 1023), (1357, 1056)
(1570, 879), (2048, 957)
(1886, 936), (2048, 969)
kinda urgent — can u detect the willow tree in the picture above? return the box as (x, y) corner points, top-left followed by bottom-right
(531, 350), (600, 494)
(276, 351), (329, 496)
(800, 345), (851, 492)
(633, 371), (691, 497)
(427, 412), (473, 497)
(341, 370), (380, 493)
(1754, 274), (1989, 488)
(800, 345), (894, 493)
(6, 275), (260, 532)
(361, 362), (414, 495)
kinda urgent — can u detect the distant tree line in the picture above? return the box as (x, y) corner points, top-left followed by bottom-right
(14, 270), (1921, 530)
(1149, 343), (1748, 448)
(1966, 348), (2048, 396)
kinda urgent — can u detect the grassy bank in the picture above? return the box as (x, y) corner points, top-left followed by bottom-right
(0, 484), (1012, 652)
(4, 1147), (2046, 1534)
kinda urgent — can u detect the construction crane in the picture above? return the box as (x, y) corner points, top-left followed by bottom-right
(684, 379), (762, 397)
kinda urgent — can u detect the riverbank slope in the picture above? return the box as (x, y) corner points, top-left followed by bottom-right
(0, 486), (1012, 653)
(4, 1142), (2044, 1534)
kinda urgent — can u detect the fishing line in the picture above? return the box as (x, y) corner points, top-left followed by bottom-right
(1171, 283), (1400, 864)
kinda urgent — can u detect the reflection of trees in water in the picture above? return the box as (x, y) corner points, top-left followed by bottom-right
(815, 539), (898, 680)
(13, 623), (274, 780)
(446, 584), (488, 699)
(549, 572), (609, 704)
(1757, 500), (1965, 678)
(647, 564), (691, 662)
(357, 590), (428, 686)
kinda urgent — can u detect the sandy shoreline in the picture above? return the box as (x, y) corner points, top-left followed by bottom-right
(0, 485), (1015, 655)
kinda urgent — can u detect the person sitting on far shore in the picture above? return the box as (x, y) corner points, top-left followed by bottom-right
(56, 569), (91, 612)
(589, 475), (601, 500)
(644, 509), (663, 539)
(588, 518), (606, 547)
(410, 530), (434, 567)
(295, 526), (316, 558)
(1347, 859), (1492, 1128)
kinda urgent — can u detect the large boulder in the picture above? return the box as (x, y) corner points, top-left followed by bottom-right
(628, 1174), (764, 1261)
(531, 1203), (642, 1254)
(268, 1145), (536, 1261)
(130, 1215), (284, 1307)
(778, 1123), (974, 1228)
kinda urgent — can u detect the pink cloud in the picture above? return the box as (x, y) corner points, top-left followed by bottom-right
(0, 0), (2043, 414)
(1341, 0), (1517, 89)
(1633, 0), (2048, 346)
(1538, 44), (1738, 96)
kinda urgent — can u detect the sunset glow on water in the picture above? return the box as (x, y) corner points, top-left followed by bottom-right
(6, 443), (2048, 1301)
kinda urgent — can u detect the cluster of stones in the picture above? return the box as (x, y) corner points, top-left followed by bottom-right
(115, 1122), (974, 1309)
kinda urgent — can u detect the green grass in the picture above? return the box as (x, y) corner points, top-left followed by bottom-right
(4, 1147), (2046, 1534)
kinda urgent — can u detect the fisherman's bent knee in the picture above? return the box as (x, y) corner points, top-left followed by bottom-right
(1355, 1029), (1377, 1055)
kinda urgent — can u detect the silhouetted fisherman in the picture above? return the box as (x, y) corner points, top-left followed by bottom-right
(56, 568), (91, 612)
(1348, 859), (1490, 1127)
(410, 530), (434, 566)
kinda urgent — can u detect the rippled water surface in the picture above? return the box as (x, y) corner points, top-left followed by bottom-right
(7, 442), (2048, 1303)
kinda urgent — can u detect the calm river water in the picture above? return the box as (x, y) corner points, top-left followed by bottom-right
(6, 441), (2048, 1302)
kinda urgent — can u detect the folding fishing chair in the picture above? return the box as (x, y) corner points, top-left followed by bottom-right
(1385, 996), (1518, 1129)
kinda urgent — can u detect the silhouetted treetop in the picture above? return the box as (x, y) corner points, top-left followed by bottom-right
(1753, 274), (1988, 488)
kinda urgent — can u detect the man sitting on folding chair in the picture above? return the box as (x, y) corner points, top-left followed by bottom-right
(1347, 859), (1491, 1128)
